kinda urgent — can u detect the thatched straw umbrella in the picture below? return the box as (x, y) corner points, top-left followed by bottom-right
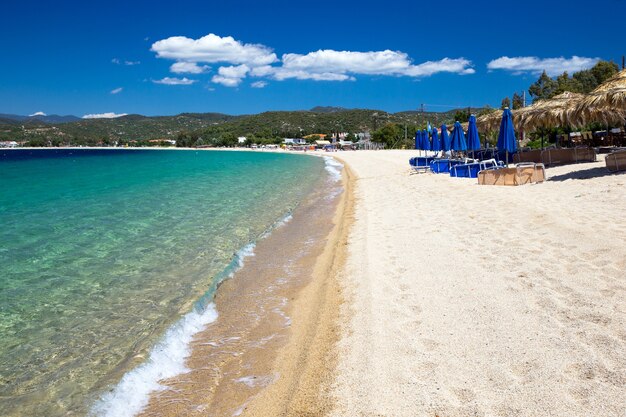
(520, 91), (585, 131)
(573, 69), (626, 125)
(477, 108), (531, 132)
(476, 109), (505, 132)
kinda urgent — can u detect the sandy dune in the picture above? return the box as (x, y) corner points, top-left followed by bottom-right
(330, 150), (626, 416)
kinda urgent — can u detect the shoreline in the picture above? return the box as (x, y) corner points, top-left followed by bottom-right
(119, 155), (352, 416)
(83, 149), (336, 416)
(240, 159), (353, 416)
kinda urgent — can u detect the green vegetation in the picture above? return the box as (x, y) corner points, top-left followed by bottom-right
(494, 60), (619, 113)
(528, 60), (619, 101)
(2, 107), (486, 149)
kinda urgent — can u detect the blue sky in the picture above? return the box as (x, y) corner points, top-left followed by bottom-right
(1, 0), (624, 117)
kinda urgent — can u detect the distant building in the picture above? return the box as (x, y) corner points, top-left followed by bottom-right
(0, 141), (18, 148)
(238, 136), (247, 144)
(304, 133), (326, 141)
(148, 139), (176, 145)
(283, 138), (306, 145)
(338, 140), (355, 150)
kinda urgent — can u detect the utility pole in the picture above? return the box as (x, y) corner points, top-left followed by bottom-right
(521, 90), (527, 142)
(622, 55), (625, 70)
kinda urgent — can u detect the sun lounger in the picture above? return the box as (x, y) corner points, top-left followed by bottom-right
(429, 158), (463, 174)
(477, 163), (546, 186)
(514, 147), (596, 166)
(409, 156), (435, 173)
(450, 159), (504, 178)
(606, 150), (626, 172)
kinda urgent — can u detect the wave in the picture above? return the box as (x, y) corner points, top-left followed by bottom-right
(90, 303), (218, 417)
(323, 156), (343, 181)
(90, 208), (299, 417)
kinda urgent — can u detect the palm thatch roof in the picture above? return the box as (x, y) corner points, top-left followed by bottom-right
(476, 108), (530, 132)
(520, 91), (585, 130)
(476, 110), (505, 132)
(573, 69), (626, 125)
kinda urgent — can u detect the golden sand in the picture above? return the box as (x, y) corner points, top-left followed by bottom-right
(137, 157), (353, 417)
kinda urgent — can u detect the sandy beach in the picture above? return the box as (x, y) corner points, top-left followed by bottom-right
(324, 150), (626, 416)
(117, 148), (625, 417)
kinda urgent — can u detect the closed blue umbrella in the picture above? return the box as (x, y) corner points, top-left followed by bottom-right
(441, 124), (451, 152)
(497, 108), (517, 165)
(467, 115), (481, 153)
(431, 128), (441, 152)
(450, 121), (467, 152)
(414, 130), (420, 150)
(422, 129), (431, 151)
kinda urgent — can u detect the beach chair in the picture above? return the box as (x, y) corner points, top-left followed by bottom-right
(409, 156), (435, 173)
(450, 159), (503, 178)
(606, 150), (626, 172)
(477, 162), (546, 186)
(429, 158), (463, 174)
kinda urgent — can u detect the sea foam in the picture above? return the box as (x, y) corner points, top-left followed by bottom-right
(91, 303), (218, 417)
(323, 156), (343, 181)
(91, 243), (258, 417)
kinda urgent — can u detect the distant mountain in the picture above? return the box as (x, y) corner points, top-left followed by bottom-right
(0, 107), (489, 147)
(0, 113), (81, 124)
(309, 106), (349, 113)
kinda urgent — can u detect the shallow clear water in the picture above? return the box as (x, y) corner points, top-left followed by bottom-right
(0, 149), (325, 416)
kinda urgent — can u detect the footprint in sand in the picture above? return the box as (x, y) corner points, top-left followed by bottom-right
(420, 338), (440, 351)
(509, 360), (539, 382)
(412, 360), (438, 379)
(453, 387), (477, 403)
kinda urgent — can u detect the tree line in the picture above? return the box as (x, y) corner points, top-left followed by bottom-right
(499, 60), (619, 109)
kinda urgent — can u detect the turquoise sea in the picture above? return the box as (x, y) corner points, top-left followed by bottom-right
(0, 149), (328, 416)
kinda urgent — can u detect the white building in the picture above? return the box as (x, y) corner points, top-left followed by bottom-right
(238, 136), (247, 144)
(0, 141), (18, 148)
(283, 138), (306, 145)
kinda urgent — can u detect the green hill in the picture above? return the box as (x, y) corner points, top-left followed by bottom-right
(0, 107), (484, 147)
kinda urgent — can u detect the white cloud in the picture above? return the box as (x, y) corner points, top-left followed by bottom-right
(249, 50), (473, 82)
(152, 77), (197, 85)
(274, 50), (474, 79)
(266, 68), (355, 81)
(487, 56), (600, 76)
(211, 64), (249, 87)
(150, 33), (474, 86)
(29, 111), (47, 116)
(112, 58), (140, 66)
(251, 81), (268, 88)
(110, 87), (123, 94)
(82, 112), (128, 119)
(151, 33), (278, 67)
(170, 62), (210, 74)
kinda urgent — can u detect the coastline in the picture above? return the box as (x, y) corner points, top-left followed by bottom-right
(1, 148), (332, 417)
(240, 158), (353, 417)
(116, 153), (352, 416)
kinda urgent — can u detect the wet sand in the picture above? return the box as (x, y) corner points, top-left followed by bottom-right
(138, 158), (352, 416)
